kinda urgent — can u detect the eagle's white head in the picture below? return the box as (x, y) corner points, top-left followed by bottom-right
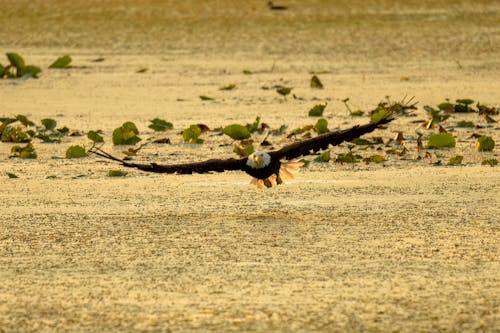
(246, 151), (271, 169)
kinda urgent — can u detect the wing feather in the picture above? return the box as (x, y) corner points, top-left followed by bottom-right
(270, 116), (394, 161)
(90, 148), (246, 174)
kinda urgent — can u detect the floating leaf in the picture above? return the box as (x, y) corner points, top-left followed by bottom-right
(16, 114), (35, 127)
(365, 154), (386, 163)
(476, 136), (495, 151)
(246, 117), (261, 133)
(49, 55), (72, 69)
(314, 118), (329, 134)
(148, 118), (173, 132)
(482, 159), (498, 166)
(233, 142), (255, 157)
(427, 132), (456, 148)
(456, 98), (474, 106)
(242, 69), (253, 75)
(438, 102), (454, 113)
(370, 109), (391, 124)
(308, 103), (327, 117)
(351, 138), (373, 146)
(456, 120), (474, 128)
(220, 84), (236, 91)
(276, 87), (292, 97)
(335, 152), (360, 164)
(222, 124), (251, 140)
(41, 118), (57, 131)
(108, 170), (128, 177)
(21, 65), (41, 78)
(314, 150), (330, 163)
(351, 110), (364, 117)
(136, 68), (148, 73)
(310, 75), (324, 89)
(448, 155), (463, 165)
(11, 143), (37, 159)
(6, 53), (25, 70)
(87, 130), (104, 143)
(182, 124), (203, 144)
(7, 173), (18, 179)
(66, 145), (88, 158)
(1, 127), (31, 143)
(112, 122), (141, 145)
(199, 95), (214, 101)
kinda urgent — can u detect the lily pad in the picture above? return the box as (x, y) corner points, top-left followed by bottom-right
(222, 124), (251, 140)
(112, 122), (141, 145)
(314, 118), (329, 134)
(456, 120), (474, 128)
(310, 75), (324, 89)
(66, 145), (88, 158)
(481, 159), (498, 166)
(49, 55), (72, 69)
(182, 125), (203, 144)
(6, 52), (25, 71)
(199, 95), (214, 101)
(314, 150), (330, 163)
(448, 155), (463, 165)
(365, 154), (386, 163)
(148, 118), (173, 132)
(41, 118), (57, 131)
(476, 136), (495, 151)
(276, 87), (292, 97)
(108, 170), (128, 177)
(427, 133), (456, 148)
(308, 103), (327, 117)
(87, 130), (104, 143)
(220, 84), (236, 91)
(11, 143), (37, 159)
(7, 173), (18, 179)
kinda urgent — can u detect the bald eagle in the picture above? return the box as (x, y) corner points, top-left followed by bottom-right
(90, 114), (396, 187)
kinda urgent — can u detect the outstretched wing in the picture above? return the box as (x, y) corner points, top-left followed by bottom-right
(270, 116), (394, 161)
(90, 148), (247, 174)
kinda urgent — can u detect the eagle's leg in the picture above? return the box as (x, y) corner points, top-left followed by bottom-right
(263, 178), (273, 188)
(276, 174), (284, 185)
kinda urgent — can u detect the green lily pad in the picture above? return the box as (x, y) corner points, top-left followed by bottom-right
(365, 154), (386, 163)
(11, 143), (37, 159)
(112, 121), (141, 145)
(314, 118), (329, 134)
(308, 103), (327, 117)
(314, 150), (330, 163)
(41, 118), (57, 131)
(481, 159), (498, 166)
(7, 172), (18, 179)
(148, 118), (173, 132)
(87, 130), (104, 143)
(427, 133), (456, 148)
(199, 95), (214, 101)
(108, 170), (128, 177)
(49, 55), (72, 69)
(182, 125), (203, 144)
(6, 52), (25, 70)
(220, 84), (236, 91)
(448, 155), (463, 165)
(310, 75), (324, 89)
(222, 124), (251, 140)
(276, 87), (292, 97)
(66, 145), (88, 158)
(476, 136), (495, 151)
(456, 120), (474, 128)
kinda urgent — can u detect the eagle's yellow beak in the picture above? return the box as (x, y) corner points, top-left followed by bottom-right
(254, 154), (262, 165)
